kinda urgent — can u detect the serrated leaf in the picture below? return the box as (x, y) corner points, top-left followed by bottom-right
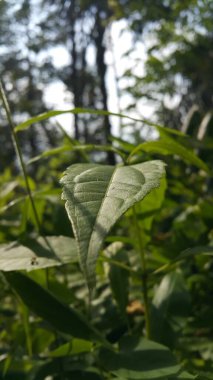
(60, 161), (165, 290)
(0, 236), (78, 272)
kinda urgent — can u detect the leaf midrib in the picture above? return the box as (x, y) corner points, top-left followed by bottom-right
(86, 166), (117, 265)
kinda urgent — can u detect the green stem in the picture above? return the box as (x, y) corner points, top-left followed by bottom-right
(132, 206), (151, 339)
(99, 253), (139, 277)
(57, 120), (126, 163)
(0, 81), (52, 252)
(56, 121), (89, 162)
(20, 301), (32, 357)
(71, 144), (126, 163)
(0, 82), (39, 231)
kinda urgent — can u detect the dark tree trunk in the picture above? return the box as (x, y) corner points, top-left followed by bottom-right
(94, 9), (115, 165)
(69, 0), (80, 140)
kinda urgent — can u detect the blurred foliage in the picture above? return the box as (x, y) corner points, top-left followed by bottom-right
(111, 0), (213, 130)
(0, 0), (213, 379)
(0, 105), (212, 378)
(1, 0), (212, 163)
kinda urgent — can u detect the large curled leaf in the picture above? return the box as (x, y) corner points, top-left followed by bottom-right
(60, 161), (165, 289)
(0, 236), (78, 272)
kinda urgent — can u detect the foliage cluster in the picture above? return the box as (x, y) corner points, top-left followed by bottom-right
(0, 1), (213, 379)
(0, 0), (213, 167)
(0, 100), (213, 379)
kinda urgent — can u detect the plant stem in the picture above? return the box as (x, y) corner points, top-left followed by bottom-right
(132, 206), (151, 339)
(20, 302), (32, 357)
(99, 253), (139, 276)
(56, 120), (89, 162)
(71, 144), (126, 163)
(0, 81), (40, 228)
(0, 81), (52, 251)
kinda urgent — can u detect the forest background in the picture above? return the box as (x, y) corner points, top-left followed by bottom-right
(0, 1), (213, 379)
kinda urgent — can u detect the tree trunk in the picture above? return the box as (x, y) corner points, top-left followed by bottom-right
(94, 9), (115, 165)
(69, 0), (80, 140)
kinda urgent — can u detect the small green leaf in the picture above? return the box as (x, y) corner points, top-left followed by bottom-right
(176, 372), (196, 379)
(0, 236), (78, 272)
(60, 161), (165, 290)
(155, 246), (213, 275)
(27, 145), (71, 164)
(48, 339), (93, 357)
(175, 246), (213, 262)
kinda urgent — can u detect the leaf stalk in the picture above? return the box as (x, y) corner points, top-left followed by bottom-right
(0, 80), (52, 252)
(132, 206), (151, 339)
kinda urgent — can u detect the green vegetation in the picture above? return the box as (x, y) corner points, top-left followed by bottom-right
(0, 1), (213, 379)
(0, 95), (212, 378)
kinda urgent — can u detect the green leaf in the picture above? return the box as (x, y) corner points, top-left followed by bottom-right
(60, 161), (165, 290)
(151, 272), (190, 345)
(27, 145), (71, 164)
(30, 327), (55, 355)
(4, 271), (109, 345)
(99, 336), (188, 379)
(48, 339), (93, 357)
(34, 365), (103, 380)
(155, 246), (213, 275)
(14, 107), (185, 137)
(127, 176), (167, 247)
(27, 144), (125, 164)
(153, 271), (190, 319)
(109, 250), (130, 317)
(110, 135), (136, 153)
(175, 246), (213, 262)
(175, 372), (196, 379)
(128, 138), (209, 172)
(0, 236), (78, 272)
